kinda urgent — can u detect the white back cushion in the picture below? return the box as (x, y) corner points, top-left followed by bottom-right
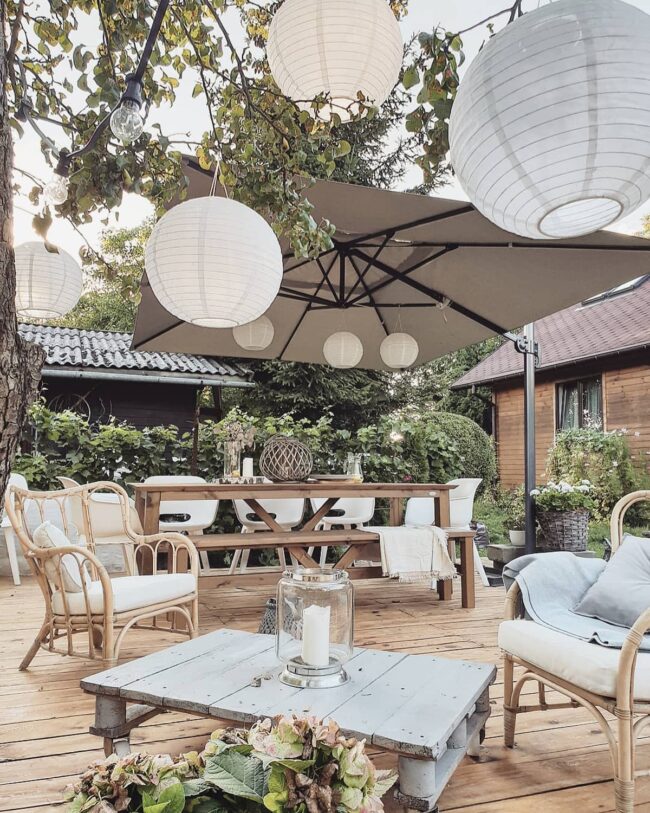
(33, 521), (90, 593)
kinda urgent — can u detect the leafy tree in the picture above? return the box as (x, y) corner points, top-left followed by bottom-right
(393, 337), (502, 426)
(55, 219), (152, 332)
(0, 0), (525, 498)
(224, 360), (401, 430)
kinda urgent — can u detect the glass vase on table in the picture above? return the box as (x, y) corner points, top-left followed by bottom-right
(346, 453), (363, 483)
(224, 441), (242, 478)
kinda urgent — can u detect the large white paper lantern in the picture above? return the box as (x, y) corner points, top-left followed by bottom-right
(449, 0), (650, 239)
(145, 197), (283, 328)
(323, 331), (363, 368)
(267, 0), (403, 122)
(14, 241), (82, 319)
(233, 315), (275, 350)
(380, 332), (419, 369)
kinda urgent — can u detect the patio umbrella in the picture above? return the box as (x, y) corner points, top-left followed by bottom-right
(132, 157), (650, 368)
(132, 157), (650, 554)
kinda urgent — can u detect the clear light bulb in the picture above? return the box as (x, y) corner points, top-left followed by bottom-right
(110, 99), (144, 144)
(43, 174), (69, 205)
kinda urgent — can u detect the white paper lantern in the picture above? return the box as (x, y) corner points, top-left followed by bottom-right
(233, 315), (275, 350)
(380, 332), (419, 369)
(145, 197), (283, 328)
(14, 241), (82, 319)
(323, 331), (363, 368)
(449, 0), (650, 239)
(267, 0), (403, 122)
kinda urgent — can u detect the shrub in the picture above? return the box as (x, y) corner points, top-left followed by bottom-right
(419, 411), (498, 491)
(546, 428), (639, 521)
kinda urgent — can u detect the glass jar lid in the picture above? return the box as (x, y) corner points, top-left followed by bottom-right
(285, 567), (348, 584)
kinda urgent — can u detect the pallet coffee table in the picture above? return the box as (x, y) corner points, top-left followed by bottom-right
(82, 629), (496, 812)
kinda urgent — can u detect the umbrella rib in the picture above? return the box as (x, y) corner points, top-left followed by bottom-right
(346, 246), (457, 306)
(340, 204), (475, 248)
(344, 233), (393, 303)
(351, 248), (510, 336)
(348, 253), (389, 336)
(316, 257), (340, 302)
(132, 318), (185, 349)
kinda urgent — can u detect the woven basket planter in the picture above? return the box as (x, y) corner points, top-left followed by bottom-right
(537, 508), (590, 552)
(259, 435), (313, 482)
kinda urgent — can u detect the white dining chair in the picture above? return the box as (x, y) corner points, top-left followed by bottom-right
(143, 476), (219, 572)
(1, 473), (28, 585)
(308, 497), (375, 566)
(232, 498), (305, 573)
(404, 478), (489, 587)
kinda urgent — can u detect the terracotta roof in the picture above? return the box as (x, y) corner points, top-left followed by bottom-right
(18, 323), (252, 385)
(453, 276), (650, 389)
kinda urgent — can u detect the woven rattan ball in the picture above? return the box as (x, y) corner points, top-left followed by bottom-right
(259, 435), (313, 482)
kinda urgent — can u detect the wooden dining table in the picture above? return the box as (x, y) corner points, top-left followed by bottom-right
(131, 480), (477, 607)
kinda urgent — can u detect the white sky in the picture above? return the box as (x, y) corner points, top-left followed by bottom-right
(12, 0), (650, 257)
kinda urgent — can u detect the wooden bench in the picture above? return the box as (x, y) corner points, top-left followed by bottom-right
(189, 527), (478, 608)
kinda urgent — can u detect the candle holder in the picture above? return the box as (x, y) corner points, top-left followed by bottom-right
(276, 568), (354, 688)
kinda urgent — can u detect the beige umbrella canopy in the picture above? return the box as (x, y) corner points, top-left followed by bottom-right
(132, 158), (650, 368)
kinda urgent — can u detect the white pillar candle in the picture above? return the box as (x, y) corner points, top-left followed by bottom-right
(301, 604), (330, 667)
(242, 457), (254, 477)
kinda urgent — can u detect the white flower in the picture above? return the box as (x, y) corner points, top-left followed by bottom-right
(612, 461), (619, 468)
(530, 489), (540, 496)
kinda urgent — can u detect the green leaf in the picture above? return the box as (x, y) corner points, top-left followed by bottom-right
(157, 781), (185, 813)
(203, 751), (266, 803)
(143, 803), (169, 813)
(336, 140), (351, 157)
(402, 65), (420, 90)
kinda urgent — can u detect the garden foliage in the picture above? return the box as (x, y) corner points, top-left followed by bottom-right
(14, 403), (497, 494)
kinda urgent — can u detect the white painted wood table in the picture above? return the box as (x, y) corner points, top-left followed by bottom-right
(81, 629), (496, 812)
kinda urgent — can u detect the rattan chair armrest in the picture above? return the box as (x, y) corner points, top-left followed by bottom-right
(617, 606), (650, 710)
(131, 532), (200, 578)
(504, 581), (523, 620)
(33, 543), (114, 617)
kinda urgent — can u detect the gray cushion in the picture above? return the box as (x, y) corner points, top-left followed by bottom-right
(575, 535), (650, 628)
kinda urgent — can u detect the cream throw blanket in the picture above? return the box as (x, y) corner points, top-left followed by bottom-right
(363, 525), (456, 585)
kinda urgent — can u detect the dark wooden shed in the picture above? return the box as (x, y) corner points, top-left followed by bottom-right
(18, 324), (253, 431)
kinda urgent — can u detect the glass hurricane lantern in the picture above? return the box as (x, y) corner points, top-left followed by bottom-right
(276, 568), (354, 688)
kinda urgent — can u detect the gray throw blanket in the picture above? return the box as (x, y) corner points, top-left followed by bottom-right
(504, 552), (650, 651)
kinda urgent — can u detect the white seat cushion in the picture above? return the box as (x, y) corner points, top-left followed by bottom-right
(52, 573), (196, 616)
(499, 620), (650, 701)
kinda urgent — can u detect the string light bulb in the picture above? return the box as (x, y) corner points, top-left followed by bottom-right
(110, 75), (145, 144)
(43, 174), (69, 206)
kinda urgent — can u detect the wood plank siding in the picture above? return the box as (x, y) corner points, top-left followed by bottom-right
(494, 358), (650, 488)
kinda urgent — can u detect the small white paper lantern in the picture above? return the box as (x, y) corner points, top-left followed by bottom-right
(14, 241), (82, 319)
(267, 0), (403, 122)
(233, 315), (275, 350)
(380, 332), (419, 369)
(323, 331), (363, 368)
(449, 0), (650, 239)
(145, 197), (283, 328)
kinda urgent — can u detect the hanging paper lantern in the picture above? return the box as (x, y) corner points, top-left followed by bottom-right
(267, 0), (403, 122)
(14, 241), (82, 319)
(323, 331), (363, 368)
(380, 332), (419, 369)
(233, 315), (275, 350)
(145, 197), (282, 328)
(449, 0), (650, 239)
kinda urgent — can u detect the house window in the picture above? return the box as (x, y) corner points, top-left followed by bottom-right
(556, 377), (603, 431)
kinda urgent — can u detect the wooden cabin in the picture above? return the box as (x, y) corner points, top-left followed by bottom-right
(453, 276), (650, 487)
(18, 324), (253, 430)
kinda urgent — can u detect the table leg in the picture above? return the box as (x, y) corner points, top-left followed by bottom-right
(93, 695), (129, 758)
(437, 538), (455, 601)
(395, 756), (439, 813)
(459, 535), (476, 609)
(389, 497), (404, 526)
(138, 492), (161, 575)
(435, 492), (451, 528)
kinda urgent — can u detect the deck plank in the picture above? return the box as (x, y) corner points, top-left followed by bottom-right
(1, 574), (648, 811)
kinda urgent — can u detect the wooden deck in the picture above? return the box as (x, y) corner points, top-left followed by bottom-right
(2, 574), (649, 812)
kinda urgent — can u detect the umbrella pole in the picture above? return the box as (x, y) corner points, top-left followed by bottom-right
(520, 324), (538, 554)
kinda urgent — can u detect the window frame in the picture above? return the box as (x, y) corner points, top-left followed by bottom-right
(555, 375), (603, 432)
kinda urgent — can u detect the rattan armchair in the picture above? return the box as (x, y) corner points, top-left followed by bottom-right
(5, 481), (200, 670)
(501, 490), (650, 813)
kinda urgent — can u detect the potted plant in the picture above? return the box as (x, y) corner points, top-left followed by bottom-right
(65, 716), (397, 813)
(501, 487), (526, 546)
(531, 480), (594, 552)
